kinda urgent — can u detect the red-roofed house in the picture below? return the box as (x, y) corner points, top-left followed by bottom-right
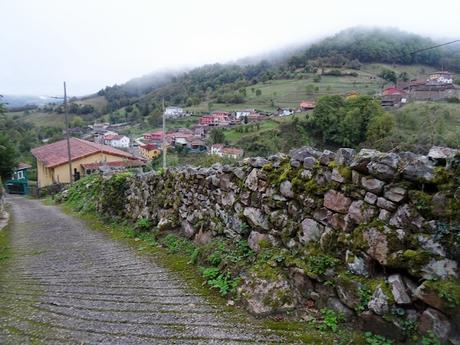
(143, 131), (165, 144)
(381, 87), (408, 107)
(199, 112), (232, 126)
(382, 87), (407, 96)
(31, 138), (142, 187)
(299, 101), (316, 111)
(139, 143), (161, 160)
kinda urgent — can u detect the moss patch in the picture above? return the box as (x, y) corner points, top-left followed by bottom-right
(425, 279), (460, 309)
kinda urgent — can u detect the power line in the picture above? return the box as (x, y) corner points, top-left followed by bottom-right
(410, 39), (460, 55)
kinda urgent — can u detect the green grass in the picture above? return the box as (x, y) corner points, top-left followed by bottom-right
(223, 119), (280, 143)
(0, 213), (10, 264)
(185, 63), (437, 113)
(387, 101), (460, 149)
(74, 95), (108, 113)
(6, 111), (66, 128)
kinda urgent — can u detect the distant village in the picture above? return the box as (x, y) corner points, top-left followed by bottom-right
(5, 70), (458, 193)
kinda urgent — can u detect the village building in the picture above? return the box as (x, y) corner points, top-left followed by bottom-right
(31, 138), (141, 188)
(139, 143), (161, 160)
(427, 71), (454, 85)
(143, 131), (165, 144)
(90, 122), (110, 133)
(247, 113), (266, 122)
(189, 138), (207, 153)
(345, 91), (360, 100)
(235, 109), (256, 119)
(210, 144), (244, 159)
(278, 108), (294, 116)
(199, 112), (232, 126)
(399, 71), (458, 101)
(5, 163), (31, 195)
(164, 106), (186, 119)
(103, 134), (130, 148)
(299, 100), (316, 111)
(380, 87), (408, 107)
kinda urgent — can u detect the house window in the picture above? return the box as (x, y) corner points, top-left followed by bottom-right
(17, 171), (24, 179)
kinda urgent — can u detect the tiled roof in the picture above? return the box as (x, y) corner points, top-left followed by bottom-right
(222, 147), (244, 155)
(300, 101), (316, 108)
(31, 138), (136, 168)
(140, 143), (159, 151)
(17, 163), (32, 170)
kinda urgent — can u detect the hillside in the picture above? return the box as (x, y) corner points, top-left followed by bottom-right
(184, 63), (438, 113)
(84, 27), (459, 115)
(2, 27), (460, 170)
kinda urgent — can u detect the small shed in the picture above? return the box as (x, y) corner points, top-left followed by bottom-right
(5, 163), (31, 195)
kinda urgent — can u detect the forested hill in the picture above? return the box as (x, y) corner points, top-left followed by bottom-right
(288, 27), (459, 70)
(93, 27), (459, 114)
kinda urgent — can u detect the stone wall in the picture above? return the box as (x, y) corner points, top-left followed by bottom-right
(0, 183), (4, 216)
(69, 146), (460, 343)
(0, 182), (8, 229)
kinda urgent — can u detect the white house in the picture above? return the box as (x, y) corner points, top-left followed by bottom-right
(235, 109), (255, 119)
(279, 108), (294, 116)
(104, 134), (130, 148)
(164, 106), (185, 118)
(210, 144), (244, 159)
(427, 71), (454, 85)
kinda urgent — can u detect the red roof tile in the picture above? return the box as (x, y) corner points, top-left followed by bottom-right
(140, 143), (159, 151)
(31, 138), (136, 168)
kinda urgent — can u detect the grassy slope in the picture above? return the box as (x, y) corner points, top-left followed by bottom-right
(185, 63), (438, 113)
(5, 63), (439, 128)
(74, 95), (108, 113)
(6, 111), (66, 128)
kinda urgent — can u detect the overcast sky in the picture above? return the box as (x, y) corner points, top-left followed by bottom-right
(1, 0), (459, 96)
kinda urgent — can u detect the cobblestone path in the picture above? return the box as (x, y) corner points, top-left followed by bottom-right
(0, 197), (282, 344)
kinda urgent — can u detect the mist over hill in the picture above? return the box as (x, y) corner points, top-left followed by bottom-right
(2, 95), (60, 109)
(91, 27), (459, 116)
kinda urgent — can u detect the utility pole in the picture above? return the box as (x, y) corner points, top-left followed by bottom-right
(162, 98), (166, 170)
(63, 82), (73, 183)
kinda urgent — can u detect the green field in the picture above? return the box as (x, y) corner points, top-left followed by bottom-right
(223, 118), (286, 143)
(6, 111), (66, 128)
(185, 64), (438, 113)
(75, 95), (108, 113)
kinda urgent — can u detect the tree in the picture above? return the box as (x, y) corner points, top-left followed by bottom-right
(255, 89), (262, 96)
(209, 128), (225, 144)
(399, 72), (409, 82)
(0, 134), (16, 180)
(71, 116), (84, 128)
(311, 95), (384, 146)
(379, 69), (398, 85)
(366, 113), (396, 143)
(311, 95), (345, 143)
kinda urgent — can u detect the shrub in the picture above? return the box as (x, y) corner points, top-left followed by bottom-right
(364, 332), (393, 345)
(318, 308), (344, 332)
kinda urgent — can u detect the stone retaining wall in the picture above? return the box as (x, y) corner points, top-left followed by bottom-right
(71, 146), (460, 343)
